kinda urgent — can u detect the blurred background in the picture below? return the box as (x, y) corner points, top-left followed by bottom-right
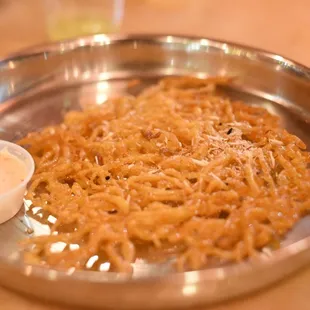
(0, 0), (309, 65)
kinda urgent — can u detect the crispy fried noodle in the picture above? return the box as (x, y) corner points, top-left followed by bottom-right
(19, 77), (310, 273)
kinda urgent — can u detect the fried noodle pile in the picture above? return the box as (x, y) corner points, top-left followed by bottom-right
(19, 77), (310, 273)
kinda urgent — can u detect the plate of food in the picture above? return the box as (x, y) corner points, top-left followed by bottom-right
(0, 34), (309, 309)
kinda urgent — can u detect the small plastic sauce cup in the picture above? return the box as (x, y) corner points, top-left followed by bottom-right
(0, 140), (35, 224)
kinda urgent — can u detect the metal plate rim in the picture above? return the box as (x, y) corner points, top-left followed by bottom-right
(2, 33), (310, 78)
(1, 34), (310, 308)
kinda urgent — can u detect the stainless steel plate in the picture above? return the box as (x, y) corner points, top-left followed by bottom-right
(0, 34), (310, 309)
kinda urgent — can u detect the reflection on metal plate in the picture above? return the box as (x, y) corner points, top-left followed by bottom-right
(0, 35), (310, 309)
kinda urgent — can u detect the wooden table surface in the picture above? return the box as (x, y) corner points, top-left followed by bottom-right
(1, 0), (310, 309)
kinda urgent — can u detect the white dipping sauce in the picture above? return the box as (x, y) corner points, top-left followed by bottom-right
(0, 141), (34, 224)
(0, 148), (27, 195)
